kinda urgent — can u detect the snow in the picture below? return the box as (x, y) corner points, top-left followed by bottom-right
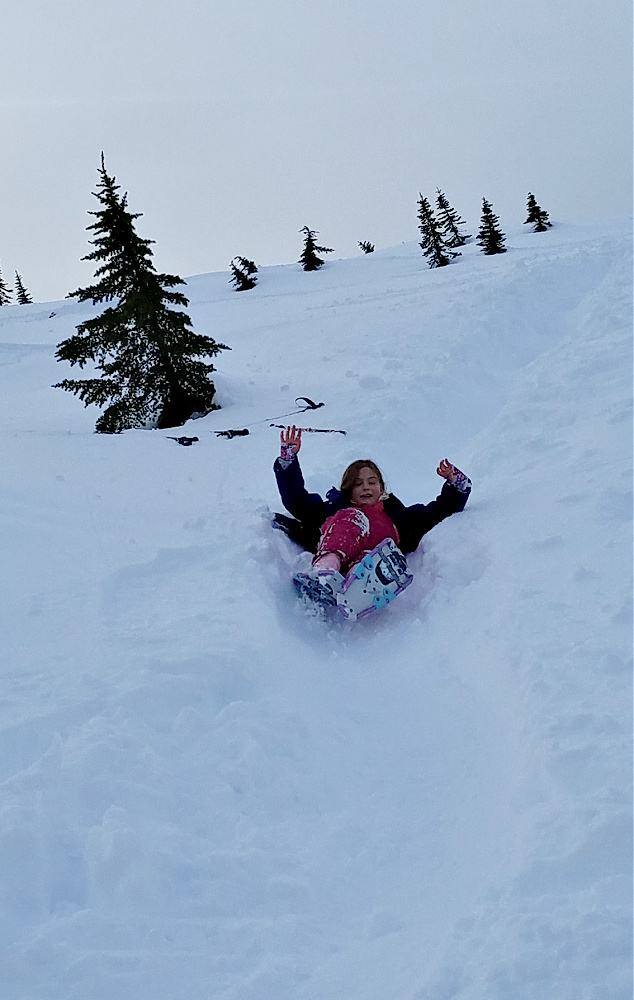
(0, 219), (631, 999)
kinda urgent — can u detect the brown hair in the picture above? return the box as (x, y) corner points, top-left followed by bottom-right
(340, 460), (386, 496)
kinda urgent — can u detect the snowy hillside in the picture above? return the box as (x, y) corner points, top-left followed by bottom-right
(0, 220), (631, 1000)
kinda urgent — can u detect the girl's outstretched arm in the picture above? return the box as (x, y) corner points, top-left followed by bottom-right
(436, 458), (470, 492)
(386, 460), (472, 552)
(274, 426), (327, 522)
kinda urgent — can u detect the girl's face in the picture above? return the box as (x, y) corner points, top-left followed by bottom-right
(350, 466), (383, 506)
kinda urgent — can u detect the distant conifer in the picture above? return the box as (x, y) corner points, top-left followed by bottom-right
(15, 272), (33, 304)
(0, 267), (12, 305)
(299, 226), (333, 271)
(477, 198), (507, 255)
(229, 256), (258, 291)
(54, 154), (229, 433)
(417, 194), (457, 268)
(524, 192), (552, 232)
(435, 189), (471, 247)
(358, 241), (375, 254)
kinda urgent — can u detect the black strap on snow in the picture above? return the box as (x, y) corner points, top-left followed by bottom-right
(294, 397), (324, 411)
(167, 436), (199, 446)
(213, 396), (326, 440)
(215, 428), (250, 438)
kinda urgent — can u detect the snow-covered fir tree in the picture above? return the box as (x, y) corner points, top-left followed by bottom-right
(417, 194), (457, 268)
(14, 272), (33, 304)
(524, 192), (552, 232)
(299, 227), (333, 271)
(358, 241), (375, 254)
(435, 189), (471, 247)
(54, 154), (229, 434)
(229, 256), (258, 291)
(477, 198), (507, 255)
(0, 266), (12, 305)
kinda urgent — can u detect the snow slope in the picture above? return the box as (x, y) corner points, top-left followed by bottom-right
(0, 220), (631, 1000)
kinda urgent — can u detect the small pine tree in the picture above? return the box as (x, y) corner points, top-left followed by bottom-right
(417, 194), (457, 268)
(524, 192), (552, 232)
(229, 256), (258, 291)
(299, 226), (333, 271)
(477, 198), (507, 255)
(358, 241), (375, 254)
(435, 189), (471, 247)
(15, 272), (33, 304)
(0, 266), (12, 305)
(54, 154), (229, 433)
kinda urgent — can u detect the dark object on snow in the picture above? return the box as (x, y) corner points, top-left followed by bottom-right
(435, 189), (471, 247)
(359, 241), (375, 254)
(477, 198), (507, 255)
(167, 435), (199, 446)
(273, 512), (322, 552)
(215, 428), (250, 438)
(417, 193), (458, 268)
(214, 397), (325, 440)
(294, 397), (323, 411)
(299, 227), (333, 271)
(0, 266), (12, 305)
(15, 272), (33, 304)
(274, 454), (471, 555)
(229, 256), (258, 291)
(524, 193), (552, 232)
(54, 153), (229, 434)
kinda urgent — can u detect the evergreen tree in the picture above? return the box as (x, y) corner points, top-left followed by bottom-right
(524, 192), (552, 232)
(0, 266), (12, 305)
(477, 198), (507, 255)
(358, 241), (375, 254)
(435, 189), (471, 247)
(417, 194), (457, 268)
(229, 256), (258, 291)
(14, 272), (33, 304)
(299, 226), (333, 271)
(54, 154), (229, 434)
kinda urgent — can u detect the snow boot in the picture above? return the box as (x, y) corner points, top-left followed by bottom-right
(293, 567), (345, 608)
(336, 538), (413, 620)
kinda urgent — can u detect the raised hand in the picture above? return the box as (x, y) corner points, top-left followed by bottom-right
(280, 424), (302, 456)
(436, 458), (456, 483)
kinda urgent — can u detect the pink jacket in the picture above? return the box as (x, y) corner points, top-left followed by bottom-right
(316, 501), (399, 573)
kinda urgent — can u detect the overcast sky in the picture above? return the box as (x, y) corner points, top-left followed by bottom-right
(1, 0), (631, 302)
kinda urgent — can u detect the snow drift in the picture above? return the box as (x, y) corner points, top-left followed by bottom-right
(0, 219), (631, 999)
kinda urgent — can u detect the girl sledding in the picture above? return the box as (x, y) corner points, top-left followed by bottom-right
(273, 425), (472, 619)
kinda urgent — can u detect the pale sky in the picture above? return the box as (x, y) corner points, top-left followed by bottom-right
(1, 0), (632, 302)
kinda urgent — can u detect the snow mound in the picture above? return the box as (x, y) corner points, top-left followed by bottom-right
(0, 219), (631, 999)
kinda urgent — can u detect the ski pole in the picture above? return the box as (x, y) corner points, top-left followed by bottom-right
(213, 397), (325, 438)
(249, 397), (323, 425)
(269, 424), (346, 435)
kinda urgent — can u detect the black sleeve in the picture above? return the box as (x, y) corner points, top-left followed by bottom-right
(273, 455), (329, 522)
(389, 480), (471, 553)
